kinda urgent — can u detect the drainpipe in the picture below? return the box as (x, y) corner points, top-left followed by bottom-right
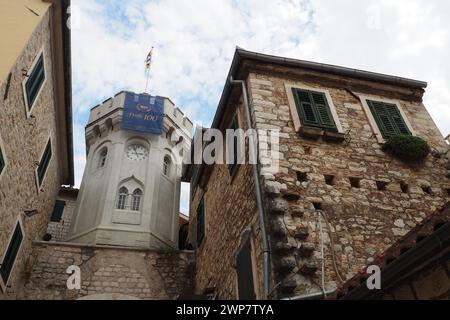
(230, 76), (271, 300)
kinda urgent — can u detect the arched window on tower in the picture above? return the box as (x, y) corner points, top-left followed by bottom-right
(117, 187), (128, 210)
(163, 156), (171, 176)
(131, 189), (143, 211)
(98, 148), (108, 168)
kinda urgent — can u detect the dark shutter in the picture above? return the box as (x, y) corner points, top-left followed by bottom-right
(25, 54), (45, 110)
(0, 223), (23, 284)
(236, 239), (256, 300)
(0, 146), (4, 176)
(292, 88), (337, 131)
(196, 199), (205, 246)
(37, 139), (52, 186)
(50, 200), (66, 222)
(367, 100), (411, 139)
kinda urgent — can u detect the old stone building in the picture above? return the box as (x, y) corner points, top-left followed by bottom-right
(0, 0), (73, 298)
(184, 48), (450, 300)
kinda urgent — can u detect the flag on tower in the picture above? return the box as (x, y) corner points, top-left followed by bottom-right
(145, 47), (153, 69)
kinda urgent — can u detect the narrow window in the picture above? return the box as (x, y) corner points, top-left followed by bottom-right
(50, 200), (66, 222)
(131, 189), (142, 211)
(24, 53), (45, 111)
(236, 238), (256, 300)
(197, 198), (205, 247)
(227, 114), (240, 176)
(446, 188), (450, 197)
(349, 177), (361, 188)
(0, 144), (5, 177)
(0, 222), (24, 286)
(400, 181), (409, 194)
(324, 175), (335, 185)
(421, 186), (432, 195)
(163, 156), (171, 176)
(117, 187), (128, 210)
(37, 138), (52, 187)
(367, 100), (411, 139)
(292, 88), (337, 131)
(98, 148), (107, 168)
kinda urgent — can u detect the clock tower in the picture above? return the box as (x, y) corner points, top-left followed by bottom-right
(67, 91), (192, 249)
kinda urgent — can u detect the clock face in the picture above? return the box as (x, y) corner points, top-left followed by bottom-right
(126, 144), (149, 161)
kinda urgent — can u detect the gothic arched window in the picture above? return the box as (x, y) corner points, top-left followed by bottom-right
(117, 187), (128, 210)
(131, 189), (143, 211)
(98, 148), (108, 168)
(163, 156), (171, 176)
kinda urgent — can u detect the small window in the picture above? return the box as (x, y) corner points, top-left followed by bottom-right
(367, 100), (411, 140)
(227, 115), (240, 176)
(98, 148), (108, 168)
(50, 200), (66, 222)
(349, 177), (361, 188)
(131, 189), (142, 211)
(0, 221), (24, 287)
(400, 181), (409, 194)
(24, 53), (45, 112)
(324, 175), (335, 185)
(292, 88), (337, 131)
(376, 181), (388, 191)
(163, 156), (171, 176)
(0, 144), (5, 177)
(197, 198), (205, 247)
(421, 186), (432, 195)
(37, 138), (52, 187)
(297, 171), (308, 182)
(117, 187), (128, 210)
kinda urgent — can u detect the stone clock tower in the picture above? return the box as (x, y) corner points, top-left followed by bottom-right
(67, 91), (192, 249)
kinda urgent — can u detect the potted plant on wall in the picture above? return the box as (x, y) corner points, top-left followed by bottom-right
(381, 134), (430, 163)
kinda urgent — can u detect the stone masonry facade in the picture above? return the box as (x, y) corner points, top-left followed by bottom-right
(0, 10), (65, 298)
(19, 242), (194, 300)
(190, 57), (449, 299)
(46, 189), (78, 242)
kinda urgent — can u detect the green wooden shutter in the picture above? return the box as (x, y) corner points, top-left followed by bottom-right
(367, 100), (411, 139)
(293, 89), (319, 126)
(25, 54), (45, 110)
(0, 223), (23, 284)
(311, 92), (336, 130)
(292, 88), (337, 131)
(37, 139), (52, 186)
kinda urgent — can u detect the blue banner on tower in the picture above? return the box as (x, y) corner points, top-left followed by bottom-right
(121, 93), (164, 134)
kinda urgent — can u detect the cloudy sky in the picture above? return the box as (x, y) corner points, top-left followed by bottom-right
(71, 0), (450, 213)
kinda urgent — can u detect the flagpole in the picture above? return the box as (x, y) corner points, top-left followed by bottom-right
(144, 46), (153, 94)
(144, 67), (150, 93)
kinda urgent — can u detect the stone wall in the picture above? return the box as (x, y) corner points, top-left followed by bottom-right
(46, 189), (78, 242)
(0, 9), (64, 298)
(18, 242), (194, 300)
(246, 62), (450, 298)
(189, 60), (449, 300)
(188, 98), (268, 299)
(383, 256), (449, 300)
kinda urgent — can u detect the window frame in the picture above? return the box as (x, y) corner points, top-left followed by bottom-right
(50, 200), (66, 222)
(131, 188), (143, 211)
(0, 134), (7, 181)
(98, 148), (108, 169)
(285, 83), (344, 134)
(117, 187), (129, 210)
(35, 136), (53, 191)
(163, 155), (171, 177)
(359, 95), (416, 143)
(234, 228), (259, 300)
(0, 216), (25, 292)
(22, 48), (47, 118)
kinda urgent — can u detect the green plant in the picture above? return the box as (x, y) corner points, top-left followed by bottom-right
(381, 135), (430, 162)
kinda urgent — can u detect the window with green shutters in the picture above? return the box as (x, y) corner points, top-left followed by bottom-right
(0, 145), (5, 177)
(25, 53), (45, 111)
(292, 88), (337, 131)
(0, 222), (23, 285)
(50, 200), (66, 222)
(367, 100), (411, 139)
(196, 198), (205, 247)
(37, 138), (52, 187)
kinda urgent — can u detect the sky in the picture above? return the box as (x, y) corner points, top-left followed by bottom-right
(71, 0), (450, 214)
